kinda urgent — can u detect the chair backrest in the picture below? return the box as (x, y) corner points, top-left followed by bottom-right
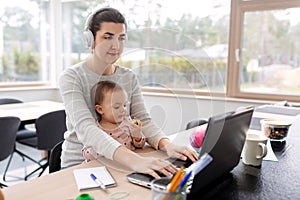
(35, 110), (67, 150)
(49, 140), (63, 173)
(0, 98), (23, 105)
(0, 117), (21, 161)
(0, 98), (28, 130)
(186, 117), (208, 130)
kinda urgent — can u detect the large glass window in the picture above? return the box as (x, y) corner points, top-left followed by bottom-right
(241, 8), (300, 96)
(228, 1), (300, 101)
(119, 0), (230, 94)
(61, 0), (230, 94)
(2, 0), (300, 102)
(0, 0), (50, 85)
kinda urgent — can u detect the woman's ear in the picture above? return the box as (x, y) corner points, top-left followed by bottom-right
(95, 104), (104, 115)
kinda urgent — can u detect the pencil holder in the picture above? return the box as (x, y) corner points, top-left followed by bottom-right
(151, 177), (187, 200)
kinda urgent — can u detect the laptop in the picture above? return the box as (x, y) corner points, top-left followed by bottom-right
(127, 106), (254, 194)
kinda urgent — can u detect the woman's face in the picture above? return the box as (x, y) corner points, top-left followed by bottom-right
(93, 22), (126, 65)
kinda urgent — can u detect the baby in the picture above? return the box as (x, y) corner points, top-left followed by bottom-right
(82, 80), (145, 162)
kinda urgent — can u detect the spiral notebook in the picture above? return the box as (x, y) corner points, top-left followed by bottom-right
(73, 166), (116, 190)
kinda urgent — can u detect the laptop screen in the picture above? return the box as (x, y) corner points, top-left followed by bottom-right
(188, 106), (254, 197)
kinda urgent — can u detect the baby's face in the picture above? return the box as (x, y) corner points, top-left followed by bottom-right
(101, 89), (128, 124)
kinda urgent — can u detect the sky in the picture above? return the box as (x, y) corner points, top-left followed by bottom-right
(162, 0), (230, 20)
(1, 0), (299, 27)
(0, 0), (39, 27)
(1, 0), (229, 25)
(110, 0), (230, 26)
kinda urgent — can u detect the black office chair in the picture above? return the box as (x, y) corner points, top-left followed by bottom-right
(186, 117), (208, 130)
(0, 98), (38, 181)
(0, 117), (21, 188)
(49, 140), (63, 173)
(17, 110), (67, 180)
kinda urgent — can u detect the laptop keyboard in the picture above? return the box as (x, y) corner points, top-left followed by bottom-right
(167, 157), (194, 168)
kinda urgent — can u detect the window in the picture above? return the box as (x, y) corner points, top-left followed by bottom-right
(242, 9), (300, 94)
(2, 0), (300, 103)
(118, 1), (230, 95)
(60, 0), (230, 95)
(0, 0), (50, 86)
(228, 0), (300, 102)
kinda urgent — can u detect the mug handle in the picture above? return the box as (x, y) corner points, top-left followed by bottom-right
(256, 143), (268, 159)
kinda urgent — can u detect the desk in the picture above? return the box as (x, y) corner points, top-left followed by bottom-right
(3, 106), (300, 200)
(0, 100), (64, 123)
(2, 149), (165, 200)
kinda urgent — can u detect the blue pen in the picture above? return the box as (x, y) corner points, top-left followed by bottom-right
(90, 173), (107, 191)
(178, 171), (192, 190)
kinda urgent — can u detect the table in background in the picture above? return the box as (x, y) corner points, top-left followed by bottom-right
(250, 104), (300, 132)
(0, 100), (64, 123)
(0, 100), (65, 173)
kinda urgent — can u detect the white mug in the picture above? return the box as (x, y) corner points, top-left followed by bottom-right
(242, 132), (268, 166)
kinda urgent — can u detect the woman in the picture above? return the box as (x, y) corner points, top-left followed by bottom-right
(59, 7), (197, 178)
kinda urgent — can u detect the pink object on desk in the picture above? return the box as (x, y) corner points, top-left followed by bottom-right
(190, 126), (206, 148)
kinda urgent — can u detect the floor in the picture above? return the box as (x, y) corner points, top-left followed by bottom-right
(0, 143), (49, 187)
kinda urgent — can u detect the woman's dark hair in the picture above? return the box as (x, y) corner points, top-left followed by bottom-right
(89, 7), (127, 38)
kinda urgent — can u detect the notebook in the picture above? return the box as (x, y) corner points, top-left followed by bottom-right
(73, 166), (116, 190)
(126, 106), (254, 193)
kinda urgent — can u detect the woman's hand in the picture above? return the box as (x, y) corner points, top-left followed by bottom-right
(132, 157), (177, 179)
(159, 138), (198, 162)
(114, 146), (177, 178)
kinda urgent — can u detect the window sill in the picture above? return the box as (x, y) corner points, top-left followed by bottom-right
(142, 91), (300, 107)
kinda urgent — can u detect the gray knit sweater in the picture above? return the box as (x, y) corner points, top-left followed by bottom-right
(58, 62), (167, 168)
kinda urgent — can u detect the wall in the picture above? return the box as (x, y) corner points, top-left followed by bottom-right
(2, 88), (269, 135)
(142, 92), (264, 134)
(1, 87), (62, 102)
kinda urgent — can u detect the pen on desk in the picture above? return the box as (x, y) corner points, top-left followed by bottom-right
(90, 173), (107, 191)
(162, 167), (185, 200)
(173, 171), (192, 200)
(169, 169), (185, 193)
(178, 170), (192, 191)
(167, 166), (184, 192)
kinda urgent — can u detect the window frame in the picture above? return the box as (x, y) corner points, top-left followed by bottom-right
(227, 0), (300, 102)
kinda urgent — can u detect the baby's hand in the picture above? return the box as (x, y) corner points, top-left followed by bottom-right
(132, 118), (139, 125)
(130, 118), (142, 139)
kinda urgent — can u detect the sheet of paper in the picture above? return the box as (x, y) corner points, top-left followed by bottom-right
(263, 139), (278, 162)
(73, 166), (116, 190)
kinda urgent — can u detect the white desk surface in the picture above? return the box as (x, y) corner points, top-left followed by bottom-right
(0, 100), (64, 121)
